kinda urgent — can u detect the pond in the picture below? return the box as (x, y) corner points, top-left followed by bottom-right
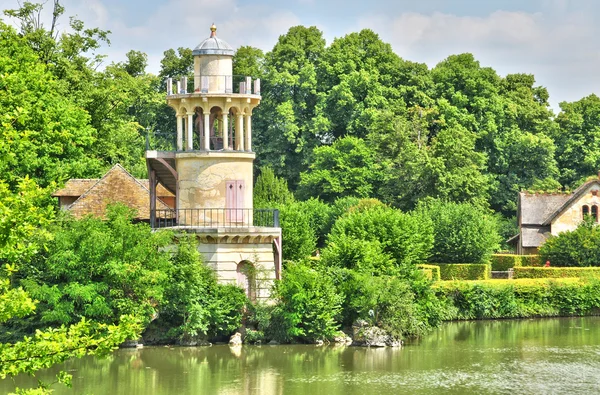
(3, 316), (600, 394)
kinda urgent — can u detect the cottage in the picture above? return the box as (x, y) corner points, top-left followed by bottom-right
(511, 175), (600, 254)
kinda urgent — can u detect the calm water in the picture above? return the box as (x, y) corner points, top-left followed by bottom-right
(4, 317), (600, 394)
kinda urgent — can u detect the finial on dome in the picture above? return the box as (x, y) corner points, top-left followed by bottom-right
(210, 23), (217, 37)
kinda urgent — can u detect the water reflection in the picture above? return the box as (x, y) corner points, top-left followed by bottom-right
(3, 317), (600, 394)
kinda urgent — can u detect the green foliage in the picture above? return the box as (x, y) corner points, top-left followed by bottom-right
(323, 204), (433, 277)
(437, 263), (490, 280)
(254, 166), (295, 208)
(522, 255), (542, 266)
(417, 264), (441, 281)
(298, 136), (382, 202)
(20, 204), (172, 328)
(539, 219), (600, 267)
(279, 202), (317, 261)
(271, 262), (342, 342)
(513, 267), (600, 279)
(418, 199), (501, 264)
(489, 254), (522, 271)
(435, 278), (600, 320)
(159, 236), (246, 339)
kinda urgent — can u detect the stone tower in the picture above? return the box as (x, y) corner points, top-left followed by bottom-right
(146, 25), (281, 301)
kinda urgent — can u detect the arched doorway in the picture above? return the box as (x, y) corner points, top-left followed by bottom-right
(236, 261), (256, 300)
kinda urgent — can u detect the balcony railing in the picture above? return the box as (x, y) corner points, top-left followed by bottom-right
(146, 131), (176, 151)
(152, 208), (279, 229)
(166, 75), (260, 96)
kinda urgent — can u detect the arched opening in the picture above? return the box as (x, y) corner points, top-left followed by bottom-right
(592, 205), (598, 222)
(236, 261), (256, 301)
(209, 106), (223, 150)
(193, 107), (205, 150)
(583, 205), (590, 219)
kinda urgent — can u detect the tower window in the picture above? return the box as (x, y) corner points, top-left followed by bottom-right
(583, 205), (590, 219)
(593, 205), (599, 222)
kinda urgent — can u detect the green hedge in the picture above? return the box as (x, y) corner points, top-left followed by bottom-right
(514, 266), (600, 279)
(490, 254), (520, 271)
(417, 264), (441, 281)
(489, 254), (541, 271)
(437, 263), (490, 280)
(434, 278), (600, 320)
(421, 268), (433, 280)
(521, 255), (542, 267)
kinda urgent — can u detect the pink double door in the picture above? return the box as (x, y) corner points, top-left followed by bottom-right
(226, 180), (245, 223)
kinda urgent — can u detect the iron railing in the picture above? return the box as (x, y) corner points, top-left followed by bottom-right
(146, 131), (177, 151)
(152, 208), (279, 229)
(166, 75), (260, 96)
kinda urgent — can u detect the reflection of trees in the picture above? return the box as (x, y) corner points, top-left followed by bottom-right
(4, 318), (600, 394)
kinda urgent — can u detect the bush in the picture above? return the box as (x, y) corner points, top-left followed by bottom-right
(490, 254), (521, 271)
(437, 263), (490, 280)
(421, 268), (433, 280)
(513, 267), (600, 279)
(521, 255), (542, 266)
(271, 262), (342, 342)
(418, 199), (501, 264)
(322, 204), (433, 277)
(332, 270), (440, 338)
(417, 264), (441, 281)
(435, 278), (600, 320)
(539, 219), (600, 267)
(254, 166), (295, 208)
(278, 202), (317, 261)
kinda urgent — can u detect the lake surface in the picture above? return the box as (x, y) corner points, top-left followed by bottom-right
(4, 317), (600, 394)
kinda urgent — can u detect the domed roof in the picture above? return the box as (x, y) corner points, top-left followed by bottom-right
(193, 24), (234, 56)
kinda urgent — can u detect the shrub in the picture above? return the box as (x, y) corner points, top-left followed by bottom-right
(323, 205), (433, 277)
(417, 264), (441, 281)
(490, 254), (521, 271)
(278, 202), (317, 261)
(521, 255), (542, 266)
(296, 198), (332, 248)
(434, 278), (600, 320)
(418, 199), (501, 264)
(513, 267), (600, 279)
(421, 268), (433, 280)
(539, 218), (600, 267)
(254, 166), (295, 208)
(271, 262), (342, 342)
(333, 270), (439, 338)
(437, 263), (490, 280)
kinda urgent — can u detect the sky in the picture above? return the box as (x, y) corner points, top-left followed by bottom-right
(2, 0), (600, 111)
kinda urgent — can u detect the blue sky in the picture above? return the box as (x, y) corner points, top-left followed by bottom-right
(2, 0), (600, 110)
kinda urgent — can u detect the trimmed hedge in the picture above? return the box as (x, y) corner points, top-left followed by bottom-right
(489, 254), (542, 271)
(434, 278), (600, 320)
(420, 268), (433, 280)
(521, 255), (542, 267)
(514, 266), (600, 279)
(490, 254), (520, 271)
(437, 263), (490, 280)
(417, 264), (441, 281)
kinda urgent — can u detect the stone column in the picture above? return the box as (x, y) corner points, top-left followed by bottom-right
(203, 113), (210, 150)
(186, 113), (194, 150)
(244, 114), (252, 151)
(236, 114), (244, 151)
(176, 115), (183, 151)
(222, 112), (229, 150)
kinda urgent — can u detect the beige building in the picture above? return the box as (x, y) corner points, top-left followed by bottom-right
(511, 176), (600, 254)
(146, 25), (281, 301)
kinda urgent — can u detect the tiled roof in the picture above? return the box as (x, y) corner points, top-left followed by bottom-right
(519, 193), (571, 225)
(52, 179), (98, 197)
(521, 226), (551, 248)
(67, 164), (171, 220)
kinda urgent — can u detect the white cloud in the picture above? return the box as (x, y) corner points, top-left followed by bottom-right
(357, 7), (600, 109)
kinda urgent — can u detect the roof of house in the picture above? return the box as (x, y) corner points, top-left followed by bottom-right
(53, 176), (174, 198)
(52, 179), (98, 197)
(519, 193), (571, 225)
(65, 164), (171, 220)
(521, 226), (551, 248)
